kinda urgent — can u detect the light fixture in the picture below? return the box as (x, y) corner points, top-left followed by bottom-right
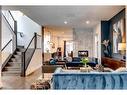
(64, 21), (68, 24)
(47, 41), (55, 49)
(118, 42), (126, 60)
(118, 43), (126, 51)
(86, 20), (90, 24)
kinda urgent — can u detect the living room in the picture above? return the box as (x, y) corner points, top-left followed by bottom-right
(43, 6), (126, 71)
(0, 5), (127, 90)
(41, 6), (127, 89)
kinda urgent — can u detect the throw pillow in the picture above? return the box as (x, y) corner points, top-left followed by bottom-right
(115, 67), (127, 72)
(66, 57), (72, 62)
(104, 68), (114, 72)
(50, 59), (56, 64)
(95, 64), (104, 72)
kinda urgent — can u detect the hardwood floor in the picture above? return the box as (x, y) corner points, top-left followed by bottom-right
(1, 67), (53, 89)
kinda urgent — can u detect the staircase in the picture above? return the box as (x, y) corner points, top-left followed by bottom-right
(2, 47), (25, 76)
(2, 10), (38, 77)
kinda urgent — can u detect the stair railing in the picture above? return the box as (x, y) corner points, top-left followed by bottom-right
(1, 39), (13, 69)
(1, 10), (17, 69)
(2, 10), (17, 51)
(21, 33), (37, 76)
(1, 39), (12, 51)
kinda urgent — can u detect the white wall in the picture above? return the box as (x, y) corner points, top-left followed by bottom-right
(2, 16), (13, 49)
(11, 11), (42, 48)
(44, 26), (73, 53)
(26, 49), (42, 76)
(18, 15), (41, 48)
(93, 22), (101, 64)
(73, 28), (94, 57)
(1, 14), (13, 65)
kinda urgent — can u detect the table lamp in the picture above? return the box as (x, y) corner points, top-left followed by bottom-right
(118, 43), (126, 60)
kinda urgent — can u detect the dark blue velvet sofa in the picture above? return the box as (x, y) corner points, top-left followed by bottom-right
(66, 57), (98, 67)
(52, 68), (127, 89)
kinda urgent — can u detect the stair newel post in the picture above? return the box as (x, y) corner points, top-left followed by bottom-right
(21, 52), (26, 77)
(34, 33), (37, 49)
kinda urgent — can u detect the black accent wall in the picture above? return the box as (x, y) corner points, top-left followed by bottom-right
(101, 21), (110, 57)
(101, 8), (125, 59)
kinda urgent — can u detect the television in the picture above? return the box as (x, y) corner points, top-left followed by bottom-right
(78, 50), (88, 58)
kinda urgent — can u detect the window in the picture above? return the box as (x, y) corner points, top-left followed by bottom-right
(44, 32), (51, 53)
(66, 41), (73, 56)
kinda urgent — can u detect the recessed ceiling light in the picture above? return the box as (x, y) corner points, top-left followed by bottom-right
(86, 20), (90, 24)
(64, 21), (68, 24)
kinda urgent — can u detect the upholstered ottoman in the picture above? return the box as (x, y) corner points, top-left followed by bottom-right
(31, 79), (50, 90)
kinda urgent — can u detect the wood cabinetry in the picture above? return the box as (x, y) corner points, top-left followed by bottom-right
(102, 57), (125, 70)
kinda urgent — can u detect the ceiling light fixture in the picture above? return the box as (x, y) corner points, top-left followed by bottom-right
(64, 21), (68, 24)
(86, 20), (90, 24)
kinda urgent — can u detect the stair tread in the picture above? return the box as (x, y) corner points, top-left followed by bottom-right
(3, 69), (21, 73)
(8, 62), (21, 64)
(2, 73), (20, 76)
(10, 59), (22, 62)
(16, 48), (25, 52)
(15, 52), (22, 55)
(2, 70), (21, 73)
(13, 55), (22, 57)
(7, 62), (21, 65)
(2, 73), (21, 76)
(4, 67), (21, 69)
(6, 64), (21, 67)
(5, 66), (20, 68)
(11, 57), (21, 59)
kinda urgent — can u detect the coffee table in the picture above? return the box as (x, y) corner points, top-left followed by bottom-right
(80, 66), (93, 72)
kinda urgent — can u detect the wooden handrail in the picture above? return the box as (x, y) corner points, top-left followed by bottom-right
(1, 39), (12, 51)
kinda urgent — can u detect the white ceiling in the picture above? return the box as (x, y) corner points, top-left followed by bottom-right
(2, 6), (125, 28)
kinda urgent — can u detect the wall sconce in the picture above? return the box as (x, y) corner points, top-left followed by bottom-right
(47, 41), (55, 49)
(17, 32), (24, 37)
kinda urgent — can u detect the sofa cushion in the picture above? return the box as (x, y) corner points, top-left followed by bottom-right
(50, 59), (56, 64)
(65, 57), (72, 62)
(115, 67), (127, 72)
(72, 57), (81, 62)
(66, 57), (98, 67)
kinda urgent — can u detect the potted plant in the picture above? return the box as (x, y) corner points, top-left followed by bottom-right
(80, 57), (89, 67)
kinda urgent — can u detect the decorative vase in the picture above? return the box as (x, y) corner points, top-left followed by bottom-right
(102, 40), (111, 57)
(84, 63), (87, 68)
(103, 46), (111, 57)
